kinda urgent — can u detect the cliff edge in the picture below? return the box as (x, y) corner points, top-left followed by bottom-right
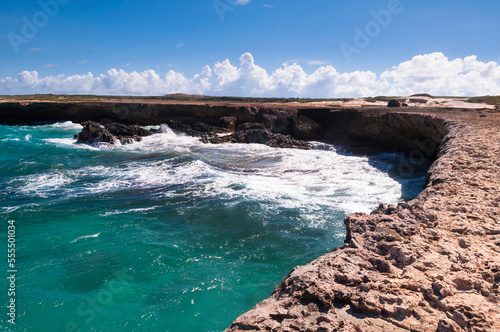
(226, 112), (500, 331)
(0, 100), (498, 331)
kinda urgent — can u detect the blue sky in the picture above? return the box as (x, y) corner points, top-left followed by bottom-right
(1, 0), (499, 97)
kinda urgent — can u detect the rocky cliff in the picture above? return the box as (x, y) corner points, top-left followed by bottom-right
(225, 112), (500, 332)
(1, 101), (498, 331)
(0, 101), (446, 156)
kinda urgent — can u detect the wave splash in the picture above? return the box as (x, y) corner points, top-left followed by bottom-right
(9, 122), (406, 220)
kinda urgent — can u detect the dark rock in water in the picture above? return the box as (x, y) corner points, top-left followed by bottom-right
(292, 115), (324, 140)
(163, 119), (204, 137)
(164, 119), (227, 138)
(77, 121), (154, 145)
(388, 99), (401, 108)
(77, 121), (116, 145)
(104, 122), (153, 138)
(204, 128), (311, 150)
(266, 134), (311, 149)
(191, 121), (226, 133)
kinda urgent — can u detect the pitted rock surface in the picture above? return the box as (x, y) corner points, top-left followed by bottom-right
(226, 113), (500, 332)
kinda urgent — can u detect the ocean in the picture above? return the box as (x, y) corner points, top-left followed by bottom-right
(0, 122), (425, 331)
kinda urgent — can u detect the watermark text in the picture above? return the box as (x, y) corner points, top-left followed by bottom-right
(6, 220), (17, 325)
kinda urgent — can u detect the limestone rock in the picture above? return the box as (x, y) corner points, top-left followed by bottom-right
(226, 112), (500, 332)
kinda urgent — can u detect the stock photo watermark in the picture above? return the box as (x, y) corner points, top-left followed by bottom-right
(6, 220), (17, 327)
(213, 0), (242, 21)
(65, 269), (135, 332)
(340, 0), (411, 63)
(7, 0), (70, 53)
(398, 138), (437, 178)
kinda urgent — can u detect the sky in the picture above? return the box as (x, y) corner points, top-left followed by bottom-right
(0, 0), (499, 97)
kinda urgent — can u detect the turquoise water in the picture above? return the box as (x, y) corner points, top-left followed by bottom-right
(0, 122), (424, 331)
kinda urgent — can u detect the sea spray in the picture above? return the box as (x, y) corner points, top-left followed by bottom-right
(0, 122), (426, 331)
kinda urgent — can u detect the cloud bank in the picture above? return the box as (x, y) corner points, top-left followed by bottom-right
(1, 52), (499, 97)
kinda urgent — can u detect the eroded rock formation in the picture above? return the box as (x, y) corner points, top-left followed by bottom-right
(76, 121), (155, 145)
(226, 113), (500, 332)
(1, 100), (498, 331)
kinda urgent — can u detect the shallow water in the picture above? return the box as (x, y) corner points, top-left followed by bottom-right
(0, 122), (425, 331)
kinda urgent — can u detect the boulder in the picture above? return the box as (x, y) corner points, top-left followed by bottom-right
(76, 121), (115, 145)
(76, 121), (154, 145)
(387, 99), (401, 107)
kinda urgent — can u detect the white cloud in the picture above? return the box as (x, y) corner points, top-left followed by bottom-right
(234, 0), (251, 4)
(379, 53), (500, 96)
(1, 52), (499, 97)
(308, 60), (329, 66)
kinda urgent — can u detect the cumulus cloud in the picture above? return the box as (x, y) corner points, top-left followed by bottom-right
(1, 52), (499, 97)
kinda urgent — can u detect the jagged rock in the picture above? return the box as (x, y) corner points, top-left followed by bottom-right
(76, 121), (115, 145)
(226, 113), (500, 332)
(204, 129), (311, 150)
(104, 122), (154, 137)
(76, 121), (154, 145)
(165, 119), (227, 137)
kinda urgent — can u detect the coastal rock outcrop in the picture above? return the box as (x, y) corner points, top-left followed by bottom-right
(1, 100), (498, 331)
(203, 128), (312, 150)
(226, 113), (500, 331)
(292, 115), (324, 140)
(76, 121), (155, 145)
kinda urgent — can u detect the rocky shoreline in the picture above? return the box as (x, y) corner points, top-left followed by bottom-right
(225, 111), (500, 331)
(1, 101), (498, 331)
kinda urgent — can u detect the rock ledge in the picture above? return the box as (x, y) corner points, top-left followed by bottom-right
(225, 113), (500, 332)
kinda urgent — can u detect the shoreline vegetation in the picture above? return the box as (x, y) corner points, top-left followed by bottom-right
(1, 96), (499, 331)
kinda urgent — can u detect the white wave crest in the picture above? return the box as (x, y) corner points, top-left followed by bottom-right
(70, 232), (101, 243)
